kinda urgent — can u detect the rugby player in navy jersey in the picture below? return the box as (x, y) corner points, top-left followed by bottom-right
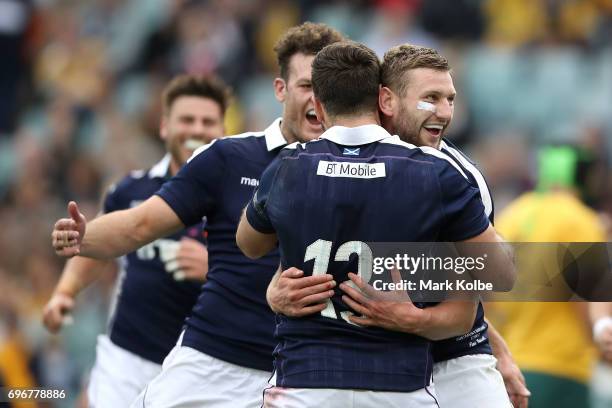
(42, 74), (228, 407)
(376, 44), (524, 408)
(237, 41), (515, 408)
(266, 44), (528, 408)
(51, 23), (345, 407)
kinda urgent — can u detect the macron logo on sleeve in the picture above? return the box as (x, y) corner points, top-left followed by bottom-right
(240, 177), (259, 187)
(316, 160), (386, 179)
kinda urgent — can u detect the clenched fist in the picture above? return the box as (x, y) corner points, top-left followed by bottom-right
(42, 292), (75, 333)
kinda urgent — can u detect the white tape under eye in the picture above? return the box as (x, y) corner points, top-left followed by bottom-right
(417, 101), (436, 113)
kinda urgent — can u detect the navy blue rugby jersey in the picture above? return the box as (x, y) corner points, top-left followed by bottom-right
(431, 139), (495, 362)
(104, 155), (206, 364)
(156, 119), (286, 371)
(246, 125), (490, 391)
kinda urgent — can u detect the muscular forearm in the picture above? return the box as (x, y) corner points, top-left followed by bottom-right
(462, 225), (516, 291)
(81, 209), (148, 258)
(55, 257), (115, 297)
(490, 234), (516, 291)
(81, 196), (182, 259)
(417, 301), (477, 341)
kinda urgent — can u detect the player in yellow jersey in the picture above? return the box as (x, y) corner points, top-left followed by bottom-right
(493, 145), (607, 408)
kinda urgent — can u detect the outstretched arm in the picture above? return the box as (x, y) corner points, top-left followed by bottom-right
(52, 196), (184, 259)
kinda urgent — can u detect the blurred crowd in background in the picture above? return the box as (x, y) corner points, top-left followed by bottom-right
(0, 0), (611, 406)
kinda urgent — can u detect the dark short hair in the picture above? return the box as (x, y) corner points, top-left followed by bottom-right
(381, 44), (450, 96)
(274, 22), (345, 80)
(312, 41), (381, 118)
(162, 74), (231, 115)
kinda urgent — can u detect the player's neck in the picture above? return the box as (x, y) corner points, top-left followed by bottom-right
(325, 111), (380, 129)
(169, 159), (181, 177)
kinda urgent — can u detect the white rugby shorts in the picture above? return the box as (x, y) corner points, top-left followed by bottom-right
(130, 335), (270, 408)
(263, 382), (439, 408)
(88, 335), (162, 407)
(433, 354), (512, 408)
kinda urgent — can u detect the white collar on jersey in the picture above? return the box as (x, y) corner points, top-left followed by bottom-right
(264, 118), (288, 151)
(148, 154), (171, 178)
(320, 124), (394, 146)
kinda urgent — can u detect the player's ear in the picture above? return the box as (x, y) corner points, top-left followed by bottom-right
(160, 115), (169, 141)
(379, 86), (395, 118)
(313, 96), (325, 123)
(273, 78), (287, 103)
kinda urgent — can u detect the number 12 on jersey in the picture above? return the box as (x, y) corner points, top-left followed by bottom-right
(303, 239), (373, 324)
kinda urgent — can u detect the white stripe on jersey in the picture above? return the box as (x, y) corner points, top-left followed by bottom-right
(187, 132), (263, 162)
(379, 136), (469, 179)
(188, 138), (220, 163)
(441, 142), (493, 217)
(188, 118), (287, 162)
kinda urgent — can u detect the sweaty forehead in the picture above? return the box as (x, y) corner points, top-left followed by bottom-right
(404, 68), (455, 95)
